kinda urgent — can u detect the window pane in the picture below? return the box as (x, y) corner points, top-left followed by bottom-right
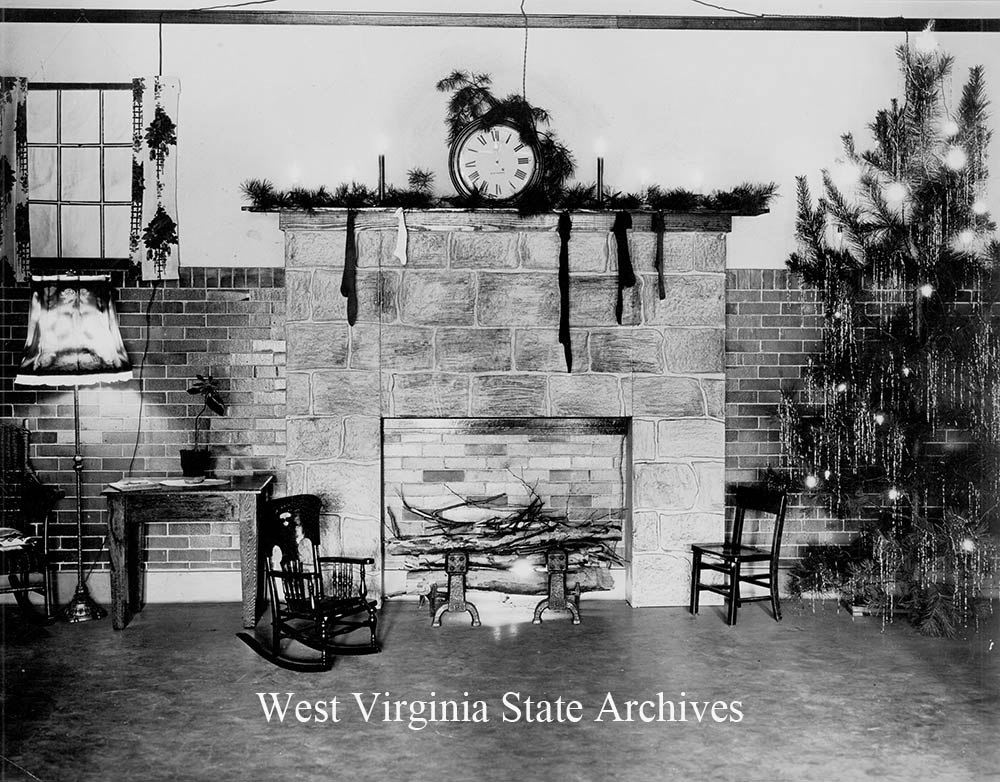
(102, 90), (133, 144)
(27, 91), (57, 144)
(60, 91), (100, 144)
(29, 203), (57, 256)
(61, 204), (102, 256)
(103, 147), (133, 202)
(61, 148), (102, 201)
(104, 205), (131, 258)
(28, 147), (58, 201)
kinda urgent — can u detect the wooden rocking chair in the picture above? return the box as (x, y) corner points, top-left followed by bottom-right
(237, 494), (380, 672)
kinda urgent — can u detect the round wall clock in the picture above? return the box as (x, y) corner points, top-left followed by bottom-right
(448, 120), (542, 203)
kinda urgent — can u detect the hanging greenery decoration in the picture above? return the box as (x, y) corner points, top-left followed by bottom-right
(241, 177), (776, 215)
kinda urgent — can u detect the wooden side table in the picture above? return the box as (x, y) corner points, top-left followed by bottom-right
(103, 475), (274, 630)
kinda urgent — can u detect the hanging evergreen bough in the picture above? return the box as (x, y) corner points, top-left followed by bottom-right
(780, 24), (1000, 636)
(240, 176), (776, 215)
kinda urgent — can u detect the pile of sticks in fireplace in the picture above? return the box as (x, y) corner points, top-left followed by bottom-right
(385, 479), (623, 595)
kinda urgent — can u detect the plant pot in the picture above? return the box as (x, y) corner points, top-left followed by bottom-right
(179, 449), (212, 478)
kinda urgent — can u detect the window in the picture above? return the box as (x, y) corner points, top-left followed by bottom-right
(26, 83), (133, 265)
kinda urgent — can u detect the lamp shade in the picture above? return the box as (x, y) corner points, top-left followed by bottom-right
(15, 275), (132, 387)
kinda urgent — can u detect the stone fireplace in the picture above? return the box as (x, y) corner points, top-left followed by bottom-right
(280, 209), (728, 606)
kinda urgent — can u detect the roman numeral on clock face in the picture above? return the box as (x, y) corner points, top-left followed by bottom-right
(518, 157), (530, 165)
(470, 171), (480, 182)
(492, 130), (500, 141)
(514, 169), (527, 180)
(514, 143), (524, 151)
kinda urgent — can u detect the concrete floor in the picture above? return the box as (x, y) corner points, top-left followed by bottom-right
(1, 595), (998, 782)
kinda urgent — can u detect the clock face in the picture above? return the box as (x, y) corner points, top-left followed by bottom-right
(449, 121), (541, 202)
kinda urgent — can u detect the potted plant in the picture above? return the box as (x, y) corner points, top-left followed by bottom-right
(180, 372), (226, 477)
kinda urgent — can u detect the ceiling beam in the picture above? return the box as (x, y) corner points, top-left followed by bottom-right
(1, 8), (998, 32)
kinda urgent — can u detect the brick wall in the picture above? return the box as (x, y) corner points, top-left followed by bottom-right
(1, 260), (848, 594)
(0, 268), (286, 579)
(724, 268), (852, 563)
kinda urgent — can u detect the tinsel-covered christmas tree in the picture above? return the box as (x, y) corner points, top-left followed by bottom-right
(781, 26), (1000, 636)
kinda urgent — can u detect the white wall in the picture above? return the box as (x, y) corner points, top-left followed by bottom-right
(3, 16), (1000, 268)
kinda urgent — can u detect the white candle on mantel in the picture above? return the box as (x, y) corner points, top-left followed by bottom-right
(594, 138), (607, 207)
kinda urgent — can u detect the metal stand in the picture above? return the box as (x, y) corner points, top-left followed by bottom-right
(532, 548), (581, 624)
(430, 550), (480, 627)
(62, 386), (106, 623)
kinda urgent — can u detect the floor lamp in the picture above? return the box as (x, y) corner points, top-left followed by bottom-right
(14, 275), (133, 622)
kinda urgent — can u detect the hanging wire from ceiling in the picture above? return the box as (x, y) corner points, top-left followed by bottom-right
(520, 0), (529, 99)
(194, 0), (278, 12)
(688, 0), (763, 17)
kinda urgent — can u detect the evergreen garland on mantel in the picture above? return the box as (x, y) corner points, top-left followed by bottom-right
(240, 177), (777, 216)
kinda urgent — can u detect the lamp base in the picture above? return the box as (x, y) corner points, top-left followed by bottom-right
(61, 584), (108, 623)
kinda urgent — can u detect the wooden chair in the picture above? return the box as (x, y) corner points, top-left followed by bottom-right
(237, 494), (380, 672)
(1, 420), (64, 624)
(689, 485), (788, 626)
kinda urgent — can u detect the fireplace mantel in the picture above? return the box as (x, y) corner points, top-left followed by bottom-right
(274, 208), (730, 607)
(272, 207), (737, 234)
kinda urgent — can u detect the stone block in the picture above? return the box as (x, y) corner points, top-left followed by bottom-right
(339, 515), (382, 559)
(449, 232), (517, 269)
(286, 323), (349, 370)
(391, 373), (470, 416)
(310, 268), (344, 321)
(693, 460), (725, 511)
(285, 270), (312, 322)
(633, 462), (698, 511)
(343, 415), (381, 461)
(317, 514), (343, 557)
(631, 376), (705, 417)
(660, 234), (694, 272)
(513, 329), (589, 372)
(520, 231), (608, 272)
(662, 328), (724, 373)
(589, 330), (664, 373)
(355, 271), (400, 324)
(470, 375), (547, 416)
(349, 324), (434, 371)
(658, 511), (722, 549)
(657, 419), (725, 459)
(285, 462), (306, 495)
(703, 379), (725, 418)
(313, 370), (381, 416)
(548, 375), (622, 416)
(568, 275), (641, 327)
(395, 230), (448, 268)
(307, 460), (381, 518)
(286, 417), (343, 461)
(354, 229), (387, 269)
(436, 328), (513, 372)
(399, 271), (476, 326)
(520, 232), (558, 270)
(632, 511), (660, 553)
(642, 275), (725, 327)
(477, 273), (559, 327)
(285, 372), (311, 415)
(285, 230), (345, 268)
(632, 418), (656, 461)
(692, 232), (727, 272)
(628, 233), (657, 272)
(629, 551), (691, 606)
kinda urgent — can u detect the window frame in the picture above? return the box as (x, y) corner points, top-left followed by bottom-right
(26, 82), (135, 273)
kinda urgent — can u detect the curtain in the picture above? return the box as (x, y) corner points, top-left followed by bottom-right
(130, 76), (180, 281)
(0, 77), (29, 283)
